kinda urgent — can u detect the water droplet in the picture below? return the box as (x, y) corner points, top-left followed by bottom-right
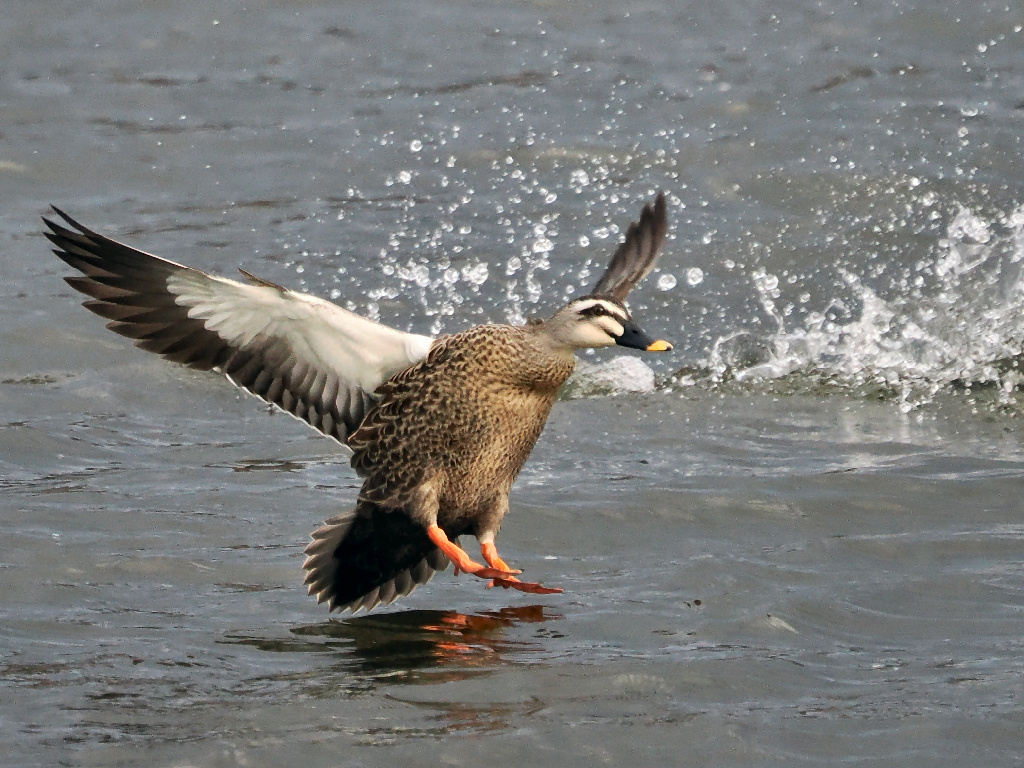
(686, 268), (704, 286)
(657, 273), (677, 291)
(532, 237), (554, 254)
(752, 269), (778, 293)
(570, 169), (590, 187)
(409, 139), (423, 152)
(462, 262), (489, 286)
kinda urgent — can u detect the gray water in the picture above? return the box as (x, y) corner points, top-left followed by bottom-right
(2, 1), (1024, 765)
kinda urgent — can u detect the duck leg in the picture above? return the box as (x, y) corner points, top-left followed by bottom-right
(480, 542), (521, 574)
(427, 525), (516, 581)
(481, 542), (564, 595)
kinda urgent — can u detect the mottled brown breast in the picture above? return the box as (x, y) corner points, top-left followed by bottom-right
(348, 324), (575, 520)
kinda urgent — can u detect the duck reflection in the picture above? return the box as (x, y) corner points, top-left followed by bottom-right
(225, 604), (562, 686)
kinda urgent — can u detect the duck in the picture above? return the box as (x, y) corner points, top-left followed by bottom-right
(43, 192), (672, 613)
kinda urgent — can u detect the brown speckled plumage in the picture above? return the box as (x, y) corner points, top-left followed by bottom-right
(351, 324), (574, 517)
(44, 192), (670, 614)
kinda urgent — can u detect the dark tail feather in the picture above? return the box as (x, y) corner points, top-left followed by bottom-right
(303, 502), (449, 613)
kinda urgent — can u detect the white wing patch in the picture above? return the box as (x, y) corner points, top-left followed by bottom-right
(44, 206), (433, 445)
(167, 270), (431, 396)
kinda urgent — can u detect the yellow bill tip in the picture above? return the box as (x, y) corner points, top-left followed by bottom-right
(646, 339), (673, 352)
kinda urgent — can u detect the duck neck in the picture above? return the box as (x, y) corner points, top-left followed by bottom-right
(520, 321), (577, 389)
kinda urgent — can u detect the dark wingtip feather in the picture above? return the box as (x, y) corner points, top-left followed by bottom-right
(590, 191), (669, 301)
(45, 205), (90, 236)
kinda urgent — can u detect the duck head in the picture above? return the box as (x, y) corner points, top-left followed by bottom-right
(544, 295), (672, 352)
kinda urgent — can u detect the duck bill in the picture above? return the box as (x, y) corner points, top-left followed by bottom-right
(615, 319), (673, 352)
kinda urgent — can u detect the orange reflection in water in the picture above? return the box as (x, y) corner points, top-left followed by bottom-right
(274, 603), (564, 683)
(415, 604), (554, 666)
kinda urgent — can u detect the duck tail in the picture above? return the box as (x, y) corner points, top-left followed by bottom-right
(302, 501), (449, 613)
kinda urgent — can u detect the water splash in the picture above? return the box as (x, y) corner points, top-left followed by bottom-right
(564, 357), (657, 399)
(690, 201), (1024, 411)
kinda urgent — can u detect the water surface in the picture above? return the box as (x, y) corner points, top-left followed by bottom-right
(2, 1), (1023, 766)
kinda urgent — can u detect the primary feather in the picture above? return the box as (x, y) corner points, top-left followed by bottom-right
(590, 192), (668, 300)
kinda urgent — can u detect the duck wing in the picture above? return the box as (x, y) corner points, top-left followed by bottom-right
(590, 192), (668, 301)
(43, 207), (433, 444)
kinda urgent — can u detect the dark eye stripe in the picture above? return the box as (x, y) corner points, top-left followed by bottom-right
(578, 301), (628, 322)
(579, 304), (609, 318)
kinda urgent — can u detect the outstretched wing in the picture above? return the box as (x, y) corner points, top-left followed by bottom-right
(43, 207), (433, 445)
(590, 192), (668, 300)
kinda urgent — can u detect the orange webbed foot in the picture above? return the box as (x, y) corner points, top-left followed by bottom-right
(488, 576), (564, 595)
(480, 541), (560, 593)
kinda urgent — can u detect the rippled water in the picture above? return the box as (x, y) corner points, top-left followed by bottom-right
(2, 1), (1023, 766)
